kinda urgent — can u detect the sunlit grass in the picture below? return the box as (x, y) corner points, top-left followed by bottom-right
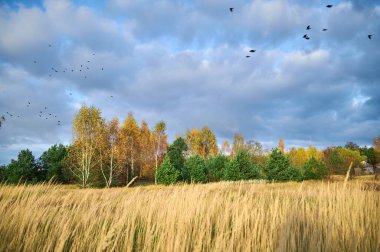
(0, 180), (379, 251)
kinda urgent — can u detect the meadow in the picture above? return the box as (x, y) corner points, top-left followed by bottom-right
(0, 180), (379, 252)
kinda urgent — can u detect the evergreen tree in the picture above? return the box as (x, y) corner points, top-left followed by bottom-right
(7, 149), (37, 184)
(265, 148), (290, 181)
(224, 150), (260, 181)
(40, 144), (68, 183)
(166, 137), (188, 179)
(304, 157), (328, 180)
(205, 154), (230, 182)
(183, 156), (207, 183)
(156, 156), (180, 185)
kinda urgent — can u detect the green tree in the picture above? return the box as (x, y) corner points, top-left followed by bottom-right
(156, 156), (180, 185)
(283, 166), (303, 182)
(7, 149), (37, 184)
(205, 154), (230, 182)
(166, 137), (188, 179)
(183, 156), (207, 183)
(224, 150), (260, 181)
(359, 146), (377, 168)
(40, 144), (68, 183)
(0, 165), (7, 182)
(303, 157), (328, 180)
(264, 148), (290, 181)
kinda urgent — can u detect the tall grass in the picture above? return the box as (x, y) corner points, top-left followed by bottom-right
(0, 181), (379, 251)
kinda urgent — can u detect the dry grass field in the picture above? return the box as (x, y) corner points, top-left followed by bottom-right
(0, 180), (379, 252)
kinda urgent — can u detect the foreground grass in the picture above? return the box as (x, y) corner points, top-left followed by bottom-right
(0, 181), (379, 252)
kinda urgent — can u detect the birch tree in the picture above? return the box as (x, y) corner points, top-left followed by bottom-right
(68, 105), (104, 188)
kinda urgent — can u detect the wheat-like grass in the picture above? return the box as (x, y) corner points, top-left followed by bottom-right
(0, 181), (379, 252)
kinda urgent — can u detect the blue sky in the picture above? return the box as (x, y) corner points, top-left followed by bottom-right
(0, 0), (379, 164)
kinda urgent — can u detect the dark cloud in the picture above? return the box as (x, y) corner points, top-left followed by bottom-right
(0, 0), (380, 164)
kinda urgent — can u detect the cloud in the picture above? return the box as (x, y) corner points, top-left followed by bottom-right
(0, 0), (380, 164)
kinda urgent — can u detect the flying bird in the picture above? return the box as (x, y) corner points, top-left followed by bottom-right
(49, 44), (52, 47)
(249, 49), (256, 53)
(229, 8), (234, 12)
(306, 25), (311, 30)
(69, 93), (72, 95)
(33, 60), (37, 63)
(368, 34), (373, 39)
(246, 55), (250, 58)
(101, 67), (104, 71)
(110, 95), (114, 98)
(326, 5), (333, 8)
(303, 34), (310, 40)
(322, 29), (328, 31)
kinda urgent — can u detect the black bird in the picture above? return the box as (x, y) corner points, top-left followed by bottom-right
(81, 65), (83, 68)
(46, 117), (48, 120)
(92, 53), (95, 56)
(55, 70), (58, 73)
(45, 106), (47, 109)
(39, 111), (42, 113)
(101, 67), (104, 71)
(49, 74), (52, 77)
(110, 95), (114, 98)
(246, 55), (250, 58)
(87, 60), (90, 63)
(306, 25), (311, 30)
(49, 113), (52, 116)
(87, 67), (89, 69)
(322, 29), (328, 31)
(71, 69), (74, 72)
(33, 60), (37, 63)
(69, 93), (72, 95)
(79, 69), (82, 72)
(249, 49), (256, 53)
(229, 8), (234, 12)
(368, 34), (373, 39)
(49, 44), (52, 47)
(85, 76), (87, 79)
(39, 115), (42, 117)
(303, 34), (310, 40)
(326, 5), (333, 8)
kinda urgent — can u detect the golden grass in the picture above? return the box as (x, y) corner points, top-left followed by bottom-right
(0, 181), (379, 252)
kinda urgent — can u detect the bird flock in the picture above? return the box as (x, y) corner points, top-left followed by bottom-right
(230, 4), (375, 57)
(1, 44), (112, 128)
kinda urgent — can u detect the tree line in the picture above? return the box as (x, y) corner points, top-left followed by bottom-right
(1, 105), (379, 187)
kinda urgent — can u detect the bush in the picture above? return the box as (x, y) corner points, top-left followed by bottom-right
(205, 155), (230, 182)
(183, 156), (207, 183)
(304, 157), (328, 180)
(156, 156), (181, 185)
(223, 150), (260, 181)
(265, 148), (291, 182)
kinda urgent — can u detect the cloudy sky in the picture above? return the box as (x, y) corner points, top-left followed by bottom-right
(0, 0), (379, 164)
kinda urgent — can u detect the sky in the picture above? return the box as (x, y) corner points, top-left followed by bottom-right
(0, 0), (379, 164)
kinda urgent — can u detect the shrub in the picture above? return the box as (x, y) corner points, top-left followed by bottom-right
(205, 154), (230, 182)
(156, 156), (180, 185)
(304, 157), (328, 180)
(224, 150), (260, 181)
(183, 156), (207, 183)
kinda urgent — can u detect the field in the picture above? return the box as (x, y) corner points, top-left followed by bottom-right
(1, 180), (379, 252)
